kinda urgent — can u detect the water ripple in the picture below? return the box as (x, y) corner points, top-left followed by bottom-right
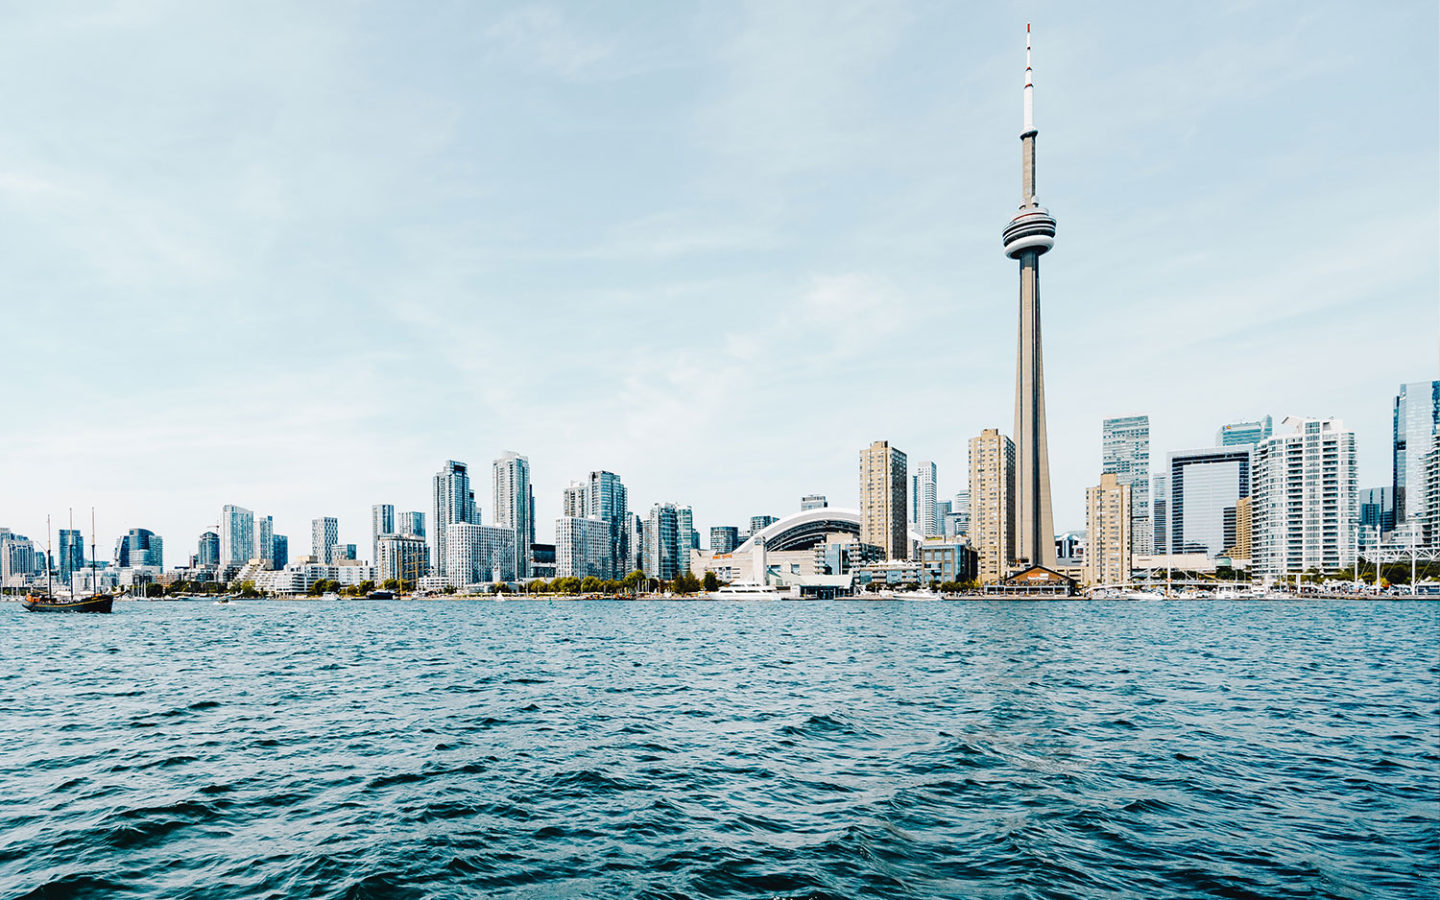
(0, 599), (1435, 899)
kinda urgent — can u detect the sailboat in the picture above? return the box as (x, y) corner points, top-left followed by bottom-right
(23, 510), (113, 613)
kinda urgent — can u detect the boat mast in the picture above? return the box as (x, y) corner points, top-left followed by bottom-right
(46, 515), (52, 597)
(90, 507), (98, 598)
(67, 508), (75, 597)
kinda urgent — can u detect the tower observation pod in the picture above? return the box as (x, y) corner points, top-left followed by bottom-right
(1004, 23), (1058, 570)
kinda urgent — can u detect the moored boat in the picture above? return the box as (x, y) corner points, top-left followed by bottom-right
(22, 593), (114, 613)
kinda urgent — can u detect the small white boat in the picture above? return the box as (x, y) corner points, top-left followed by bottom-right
(1123, 591), (1167, 601)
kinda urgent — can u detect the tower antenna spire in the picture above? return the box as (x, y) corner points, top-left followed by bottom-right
(1023, 23), (1034, 134)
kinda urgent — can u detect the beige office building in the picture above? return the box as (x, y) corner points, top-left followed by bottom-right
(1228, 496), (1252, 561)
(859, 440), (908, 560)
(969, 429), (1016, 584)
(1085, 473), (1131, 587)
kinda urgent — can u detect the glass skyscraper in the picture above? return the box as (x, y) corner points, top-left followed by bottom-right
(492, 452), (534, 578)
(58, 528), (85, 582)
(1101, 415), (1152, 556)
(433, 460), (478, 578)
(1216, 416), (1273, 447)
(1168, 448), (1251, 557)
(910, 460), (940, 537)
(585, 470), (629, 579)
(115, 528), (162, 569)
(219, 505), (254, 568)
(311, 517), (339, 565)
(1152, 474), (1169, 555)
(1393, 381), (1439, 525)
(372, 503), (395, 569)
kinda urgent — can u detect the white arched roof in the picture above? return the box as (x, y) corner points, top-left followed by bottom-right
(736, 508), (861, 554)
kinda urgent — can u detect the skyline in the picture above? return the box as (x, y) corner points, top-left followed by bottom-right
(2, 3), (1437, 554)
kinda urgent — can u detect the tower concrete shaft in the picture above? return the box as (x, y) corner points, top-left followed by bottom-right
(1002, 24), (1057, 570)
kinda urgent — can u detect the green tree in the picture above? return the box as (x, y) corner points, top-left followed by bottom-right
(580, 575), (602, 594)
(622, 570), (645, 594)
(702, 571), (719, 592)
(381, 578), (400, 591)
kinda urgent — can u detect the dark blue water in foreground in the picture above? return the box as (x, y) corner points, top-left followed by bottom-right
(1, 600), (1436, 900)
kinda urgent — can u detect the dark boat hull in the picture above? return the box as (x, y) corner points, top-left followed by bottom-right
(22, 594), (114, 613)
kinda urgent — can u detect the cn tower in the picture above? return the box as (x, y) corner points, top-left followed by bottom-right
(1002, 24), (1057, 570)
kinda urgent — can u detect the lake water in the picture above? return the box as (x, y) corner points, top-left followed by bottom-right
(1, 600), (1436, 899)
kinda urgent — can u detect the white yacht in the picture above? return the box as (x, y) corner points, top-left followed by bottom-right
(711, 582), (783, 600)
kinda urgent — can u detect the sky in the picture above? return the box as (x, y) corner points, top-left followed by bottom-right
(1, 1), (1436, 559)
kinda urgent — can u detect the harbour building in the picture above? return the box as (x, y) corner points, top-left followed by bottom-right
(1101, 415), (1152, 556)
(1084, 473), (1131, 587)
(444, 523), (517, 587)
(1250, 417), (1358, 579)
(1393, 381), (1439, 526)
(493, 452), (535, 578)
(1216, 416), (1274, 447)
(219, 506), (254, 568)
(433, 460), (478, 578)
(969, 429), (1016, 584)
(311, 517), (339, 565)
(860, 440), (908, 560)
(1168, 448), (1251, 558)
(1003, 25), (1058, 571)
(556, 516), (611, 580)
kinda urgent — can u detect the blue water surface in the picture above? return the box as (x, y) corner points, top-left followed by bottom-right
(1, 599), (1436, 899)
